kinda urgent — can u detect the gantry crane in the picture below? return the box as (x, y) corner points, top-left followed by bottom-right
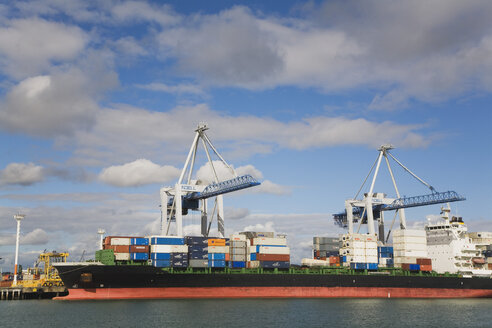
(333, 144), (465, 243)
(161, 123), (260, 237)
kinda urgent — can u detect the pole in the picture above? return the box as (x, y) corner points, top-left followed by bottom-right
(13, 214), (25, 286)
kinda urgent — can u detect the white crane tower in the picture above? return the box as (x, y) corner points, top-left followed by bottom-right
(160, 123), (260, 237)
(334, 145), (465, 244)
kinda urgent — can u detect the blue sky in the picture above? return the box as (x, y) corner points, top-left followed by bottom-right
(0, 0), (491, 268)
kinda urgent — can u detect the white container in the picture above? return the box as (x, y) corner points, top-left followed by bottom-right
(229, 234), (247, 241)
(351, 255), (366, 262)
(302, 258), (330, 267)
(393, 243), (427, 251)
(208, 246), (228, 253)
(258, 246), (290, 255)
(365, 241), (378, 249)
(393, 256), (418, 264)
(248, 260), (260, 268)
(150, 245), (188, 253)
(364, 235), (378, 242)
(346, 248), (365, 256)
(366, 256), (378, 263)
(230, 247), (247, 255)
(365, 249), (378, 257)
(115, 252), (130, 261)
(353, 241), (365, 249)
(111, 238), (131, 246)
(393, 236), (426, 245)
(231, 254), (246, 261)
(394, 250), (427, 257)
(252, 237), (287, 246)
(393, 229), (426, 238)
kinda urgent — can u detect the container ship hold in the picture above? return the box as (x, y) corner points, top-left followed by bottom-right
(52, 125), (492, 299)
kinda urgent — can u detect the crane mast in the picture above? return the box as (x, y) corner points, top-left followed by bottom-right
(334, 145), (465, 244)
(160, 123), (260, 237)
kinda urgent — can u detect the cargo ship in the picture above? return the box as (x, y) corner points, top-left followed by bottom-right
(52, 126), (492, 300)
(53, 233), (492, 300)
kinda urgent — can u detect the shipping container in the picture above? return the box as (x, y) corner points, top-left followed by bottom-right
(129, 245), (149, 253)
(247, 260), (260, 268)
(230, 247), (247, 255)
(208, 246), (228, 253)
(258, 246), (290, 255)
(188, 259), (208, 268)
(208, 238), (226, 246)
(151, 253), (171, 260)
(231, 254), (247, 262)
(131, 237), (149, 245)
(130, 252), (149, 261)
(150, 236), (185, 245)
(150, 245), (188, 253)
(208, 260), (226, 267)
(185, 236), (209, 245)
(230, 240), (247, 248)
(111, 238), (131, 246)
(251, 237), (287, 246)
(115, 252), (131, 261)
(260, 261), (290, 269)
(208, 253), (226, 260)
(231, 261), (246, 268)
(104, 245), (130, 253)
(257, 254), (290, 262)
(420, 264), (432, 271)
(152, 259), (170, 267)
(416, 258), (432, 265)
(229, 234), (247, 241)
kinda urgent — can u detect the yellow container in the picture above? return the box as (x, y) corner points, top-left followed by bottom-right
(208, 238), (226, 246)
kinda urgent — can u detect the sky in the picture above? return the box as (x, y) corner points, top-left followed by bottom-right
(0, 0), (491, 269)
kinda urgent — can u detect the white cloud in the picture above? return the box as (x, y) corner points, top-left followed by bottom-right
(0, 162), (44, 186)
(0, 67), (115, 137)
(0, 18), (88, 78)
(99, 159), (180, 187)
(111, 1), (180, 26)
(63, 104), (429, 166)
(0, 228), (49, 246)
(253, 180), (291, 196)
(136, 82), (205, 95)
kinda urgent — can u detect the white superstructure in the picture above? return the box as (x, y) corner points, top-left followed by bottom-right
(425, 206), (491, 277)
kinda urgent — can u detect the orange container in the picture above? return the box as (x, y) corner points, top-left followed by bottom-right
(225, 253), (230, 261)
(417, 258), (432, 265)
(104, 245), (130, 253)
(329, 256), (340, 264)
(420, 264), (432, 271)
(257, 254), (290, 261)
(208, 238), (226, 246)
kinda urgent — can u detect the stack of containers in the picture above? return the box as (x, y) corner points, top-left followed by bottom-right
(313, 237), (340, 260)
(229, 234), (247, 268)
(339, 233), (378, 270)
(392, 229), (428, 268)
(186, 236), (209, 268)
(249, 235), (290, 269)
(130, 237), (150, 262)
(207, 238), (228, 268)
(150, 236), (188, 268)
(416, 258), (432, 271)
(103, 236), (132, 261)
(378, 246), (394, 268)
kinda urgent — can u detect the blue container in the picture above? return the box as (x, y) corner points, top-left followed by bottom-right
(325, 251), (339, 257)
(131, 237), (149, 246)
(185, 236), (209, 245)
(151, 237), (185, 245)
(342, 256), (347, 262)
(409, 264), (421, 271)
(250, 253), (257, 261)
(350, 263), (367, 270)
(152, 259), (171, 267)
(171, 253), (188, 260)
(189, 253), (208, 260)
(208, 253), (226, 260)
(231, 261), (246, 268)
(171, 258), (188, 267)
(208, 260), (226, 267)
(130, 252), (149, 261)
(151, 253), (171, 260)
(260, 261), (290, 269)
(386, 259), (394, 267)
(367, 263), (378, 270)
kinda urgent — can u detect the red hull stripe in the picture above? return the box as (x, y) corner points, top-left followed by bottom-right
(55, 287), (492, 300)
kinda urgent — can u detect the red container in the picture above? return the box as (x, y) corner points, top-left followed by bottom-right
(420, 264), (432, 271)
(329, 256), (340, 264)
(130, 245), (149, 253)
(416, 258), (432, 265)
(488, 263), (492, 270)
(257, 254), (290, 262)
(104, 245), (130, 253)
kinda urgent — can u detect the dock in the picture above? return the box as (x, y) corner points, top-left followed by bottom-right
(0, 286), (67, 300)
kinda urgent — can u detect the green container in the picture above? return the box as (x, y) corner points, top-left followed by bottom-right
(95, 249), (115, 265)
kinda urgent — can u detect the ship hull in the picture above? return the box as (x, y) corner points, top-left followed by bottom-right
(54, 265), (492, 300)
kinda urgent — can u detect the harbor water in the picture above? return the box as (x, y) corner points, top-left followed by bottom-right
(1, 298), (491, 327)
